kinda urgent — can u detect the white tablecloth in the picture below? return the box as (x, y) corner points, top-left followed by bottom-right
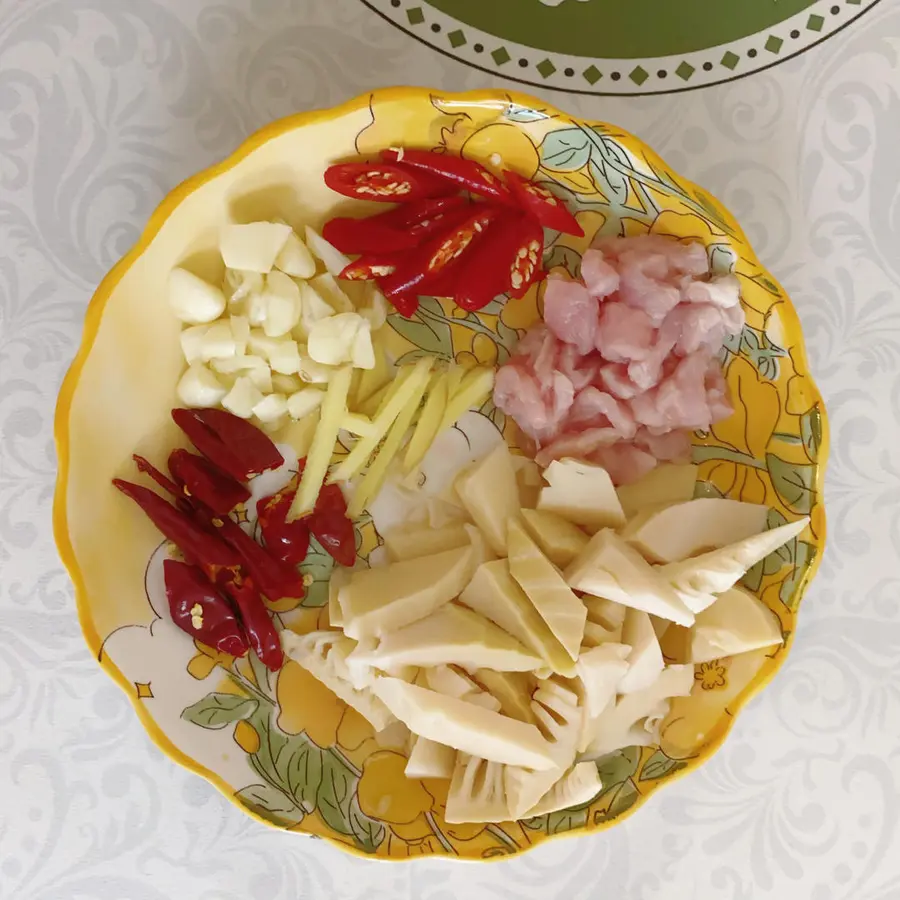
(2, 1), (899, 897)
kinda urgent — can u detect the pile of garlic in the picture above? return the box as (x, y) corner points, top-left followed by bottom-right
(282, 450), (808, 823)
(169, 221), (387, 433)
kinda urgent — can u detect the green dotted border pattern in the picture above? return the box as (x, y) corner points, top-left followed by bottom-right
(368, 0), (876, 95)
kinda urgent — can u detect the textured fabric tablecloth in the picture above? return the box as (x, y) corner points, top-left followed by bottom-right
(2, 1), (899, 897)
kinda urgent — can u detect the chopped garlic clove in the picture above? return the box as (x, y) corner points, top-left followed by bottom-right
(180, 324), (209, 365)
(168, 268), (226, 324)
(297, 354), (334, 383)
(271, 373), (303, 394)
(253, 393), (288, 424)
(220, 222), (292, 273)
(287, 387), (326, 419)
(211, 354), (272, 393)
(298, 281), (335, 336)
(274, 230), (316, 278)
(223, 269), (263, 309)
(230, 315), (250, 355)
(351, 320), (375, 369)
(308, 313), (365, 365)
(177, 362), (228, 407)
(262, 271), (302, 337)
(222, 376), (265, 418)
(304, 225), (351, 277)
(198, 321), (238, 362)
(268, 340), (302, 375)
(312, 273), (355, 314)
(359, 284), (389, 330)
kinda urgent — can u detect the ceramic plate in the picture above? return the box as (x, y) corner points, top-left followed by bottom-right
(54, 87), (827, 861)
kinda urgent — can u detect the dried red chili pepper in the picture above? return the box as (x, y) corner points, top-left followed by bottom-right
(168, 449), (250, 516)
(172, 408), (283, 482)
(259, 474), (355, 568)
(221, 572), (283, 670)
(164, 559), (248, 658)
(204, 511), (305, 604)
(133, 454), (180, 497)
(454, 213), (545, 311)
(379, 206), (502, 298)
(113, 479), (239, 571)
(381, 148), (511, 204)
(324, 162), (453, 203)
(307, 508), (356, 567)
(323, 216), (419, 255)
(503, 170), (584, 237)
(257, 488), (311, 567)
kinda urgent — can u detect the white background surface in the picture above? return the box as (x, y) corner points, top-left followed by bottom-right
(2, 1), (900, 897)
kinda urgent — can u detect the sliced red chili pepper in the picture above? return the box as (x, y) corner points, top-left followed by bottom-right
(379, 206), (502, 298)
(388, 292), (420, 318)
(257, 488), (311, 567)
(113, 479), (239, 570)
(133, 454), (180, 497)
(454, 213), (545, 311)
(371, 194), (470, 230)
(503, 170), (584, 237)
(324, 162), (454, 203)
(221, 572), (283, 671)
(381, 148), (511, 204)
(172, 408), (283, 482)
(168, 449), (251, 516)
(323, 217), (419, 255)
(306, 508), (356, 568)
(340, 254), (402, 283)
(164, 559), (249, 658)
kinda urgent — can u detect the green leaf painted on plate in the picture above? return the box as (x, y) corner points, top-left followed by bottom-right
(181, 693), (258, 729)
(780, 540), (816, 609)
(594, 745), (641, 786)
(734, 326), (786, 380)
(348, 795), (387, 852)
(316, 749), (355, 836)
(639, 749), (686, 782)
(388, 307), (453, 358)
(299, 536), (335, 608)
(800, 406), (822, 462)
(709, 243), (737, 275)
(543, 244), (582, 278)
(767, 453), (816, 514)
(539, 128), (592, 172)
(693, 479), (725, 499)
(589, 157), (629, 206)
(235, 784), (303, 825)
(596, 777), (640, 823)
(279, 734), (325, 812)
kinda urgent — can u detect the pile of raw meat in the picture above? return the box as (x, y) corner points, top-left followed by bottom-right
(494, 234), (743, 484)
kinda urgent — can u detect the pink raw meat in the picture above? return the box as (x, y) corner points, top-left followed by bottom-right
(543, 276), (599, 355)
(494, 362), (574, 443)
(581, 249), (620, 298)
(493, 234), (744, 484)
(596, 302), (656, 362)
(566, 387), (637, 439)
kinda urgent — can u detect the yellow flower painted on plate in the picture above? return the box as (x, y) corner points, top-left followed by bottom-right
(275, 660), (345, 747)
(711, 357), (780, 458)
(696, 660), (728, 691)
(357, 750), (435, 825)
